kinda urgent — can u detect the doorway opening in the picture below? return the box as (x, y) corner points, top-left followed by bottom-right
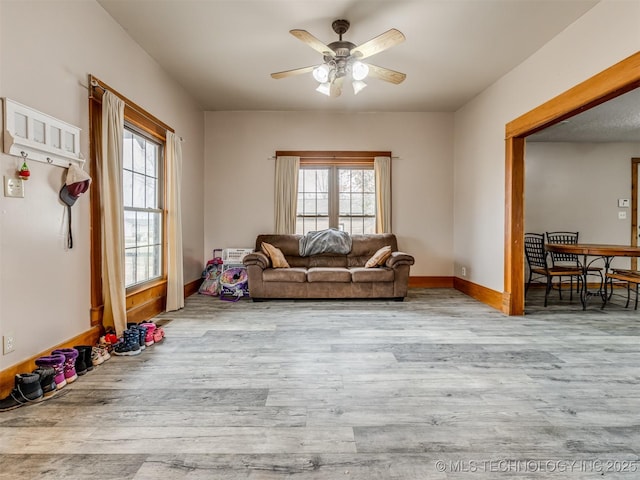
(503, 52), (640, 315)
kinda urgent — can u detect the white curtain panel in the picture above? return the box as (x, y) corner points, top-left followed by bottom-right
(274, 156), (300, 234)
(165, 131), (184, 311)
(374, 156), (391, 233)
(100, 92), (127, 336)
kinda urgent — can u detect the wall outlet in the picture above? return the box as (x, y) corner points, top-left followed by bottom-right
(3, 334), (15, 354)
(461, 266), (467, 277)
(618, 211), (627, 220)
(3, 176), (24, 198)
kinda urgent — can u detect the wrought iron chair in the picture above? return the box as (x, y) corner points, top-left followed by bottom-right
(604, 269), (640, 309)
(524, 233), (583, 306)
(545, 231), (602, 297)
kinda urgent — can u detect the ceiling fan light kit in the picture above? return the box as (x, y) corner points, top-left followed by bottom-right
(271, 19), (406, 98)
(352, 80), (367, 95)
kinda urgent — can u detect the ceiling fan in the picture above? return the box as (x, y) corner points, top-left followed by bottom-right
(271, 19), (406, 97)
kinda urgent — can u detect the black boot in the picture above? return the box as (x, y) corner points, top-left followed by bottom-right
(73, 347), (88, 376)
(74, 346), (94, 374)
(33, 366), (57, 399)
(0, 373), (44, 412)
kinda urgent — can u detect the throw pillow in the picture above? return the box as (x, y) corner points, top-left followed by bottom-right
(261, 242), (290, 268)
(365, 245), (392, 268)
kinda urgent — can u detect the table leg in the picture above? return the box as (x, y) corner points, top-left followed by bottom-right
(579, 255), (608, 310)
(600, 256), (614, 309)
(579, 253), (588, 310)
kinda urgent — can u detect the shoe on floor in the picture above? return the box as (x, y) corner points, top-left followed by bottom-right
(35, 354), (67, 390)
(136, 324), (147, 351)
(113, 327), (141, 356)
(51, 348), (79, 383)
(73, 346), (94, 375)
(153, 326), (165, 344)
(140, 322), (156, 346)
(32, 366), (57, 399)
(91, 346), (108, 366)
(0, 373), (44, 412)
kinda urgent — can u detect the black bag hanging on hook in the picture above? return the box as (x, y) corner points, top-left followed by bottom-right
(59, 164), (91, 249)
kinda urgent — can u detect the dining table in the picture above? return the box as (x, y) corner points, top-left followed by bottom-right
(545, 243), (640, 310)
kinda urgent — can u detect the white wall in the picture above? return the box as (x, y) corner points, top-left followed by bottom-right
(0, 1), (204, 370)
(453, 0), (640, 292)
(204, 111), (454, 276)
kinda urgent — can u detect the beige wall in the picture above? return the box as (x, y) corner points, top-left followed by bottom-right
(525, 142), (640, 270)
(204, 111), (454, 276)
(453, 0), (640, 292)
(0, 1), (204, 369)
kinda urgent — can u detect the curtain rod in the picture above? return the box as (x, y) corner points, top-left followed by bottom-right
(87, 76), (181, 140)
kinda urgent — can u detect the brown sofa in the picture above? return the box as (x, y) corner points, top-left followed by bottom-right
(243, 233), (414, 301)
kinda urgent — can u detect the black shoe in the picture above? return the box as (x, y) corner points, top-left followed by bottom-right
(73, 346), (88, 376)
(73, 346), (94, 374)
(32, 366), (57, 399)
(0, 373), (44, 411)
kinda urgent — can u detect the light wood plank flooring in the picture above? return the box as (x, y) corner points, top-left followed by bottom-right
(1, 288), (639, 479)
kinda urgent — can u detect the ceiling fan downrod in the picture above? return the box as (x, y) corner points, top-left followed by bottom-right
(331, 19), (350, 40)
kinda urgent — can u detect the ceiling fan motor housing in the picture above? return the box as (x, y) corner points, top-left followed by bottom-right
(332, 19), (350, 37)
(325, 41), (356, 61)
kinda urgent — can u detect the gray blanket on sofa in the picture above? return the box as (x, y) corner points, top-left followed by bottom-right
(299, 228), (352, 256)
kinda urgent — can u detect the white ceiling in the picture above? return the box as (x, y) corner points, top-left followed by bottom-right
(97, 0), (600, 112)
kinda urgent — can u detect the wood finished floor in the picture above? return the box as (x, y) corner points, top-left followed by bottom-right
(1, 288), (639, 479)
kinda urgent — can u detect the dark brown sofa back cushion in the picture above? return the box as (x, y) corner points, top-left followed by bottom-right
(254, 233), (399, 268)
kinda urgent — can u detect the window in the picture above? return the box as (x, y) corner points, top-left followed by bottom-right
(123, 126), (163, 288)
(297, 165), (376, 235)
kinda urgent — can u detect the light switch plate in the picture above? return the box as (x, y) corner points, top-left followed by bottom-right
(618, 198), (630, 208)
(4, 176), (24, 198)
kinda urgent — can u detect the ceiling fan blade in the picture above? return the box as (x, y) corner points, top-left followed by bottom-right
(290, 30), (336, 57)
(351, 28), (405, 60)
(366, 64), (406, 84)
(271, 65), (316, 79)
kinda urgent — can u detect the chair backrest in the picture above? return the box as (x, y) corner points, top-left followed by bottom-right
(524, 233), (548, 270)
(545, 231), (579, 265)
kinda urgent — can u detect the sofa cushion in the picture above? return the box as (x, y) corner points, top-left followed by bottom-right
(351, 267), (395, 282)
(307, 267), (352, 283)
(263, 267), (307, 283)
(308, 254), (348, 268)
(261, 242), (290, 268)
(347, 233), (398, 267)
(365, 246), (392, 268)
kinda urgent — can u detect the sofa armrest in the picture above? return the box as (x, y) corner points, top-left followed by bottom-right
(243, 252), (270, 269)
(386, 251), (415, 268)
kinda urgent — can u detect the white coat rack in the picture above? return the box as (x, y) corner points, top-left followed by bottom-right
(2, 98), (84, 168)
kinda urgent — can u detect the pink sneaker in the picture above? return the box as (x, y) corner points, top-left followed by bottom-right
(141, 322), (156, 346)
(153, 326), (165, 343)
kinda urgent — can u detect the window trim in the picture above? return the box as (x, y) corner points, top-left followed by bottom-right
(88, 75), (173, 326)
(276, 150), (391, 165)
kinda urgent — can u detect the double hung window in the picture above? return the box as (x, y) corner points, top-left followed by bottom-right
(297, 164), (376, 235)
(123, 126), (163, 288)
